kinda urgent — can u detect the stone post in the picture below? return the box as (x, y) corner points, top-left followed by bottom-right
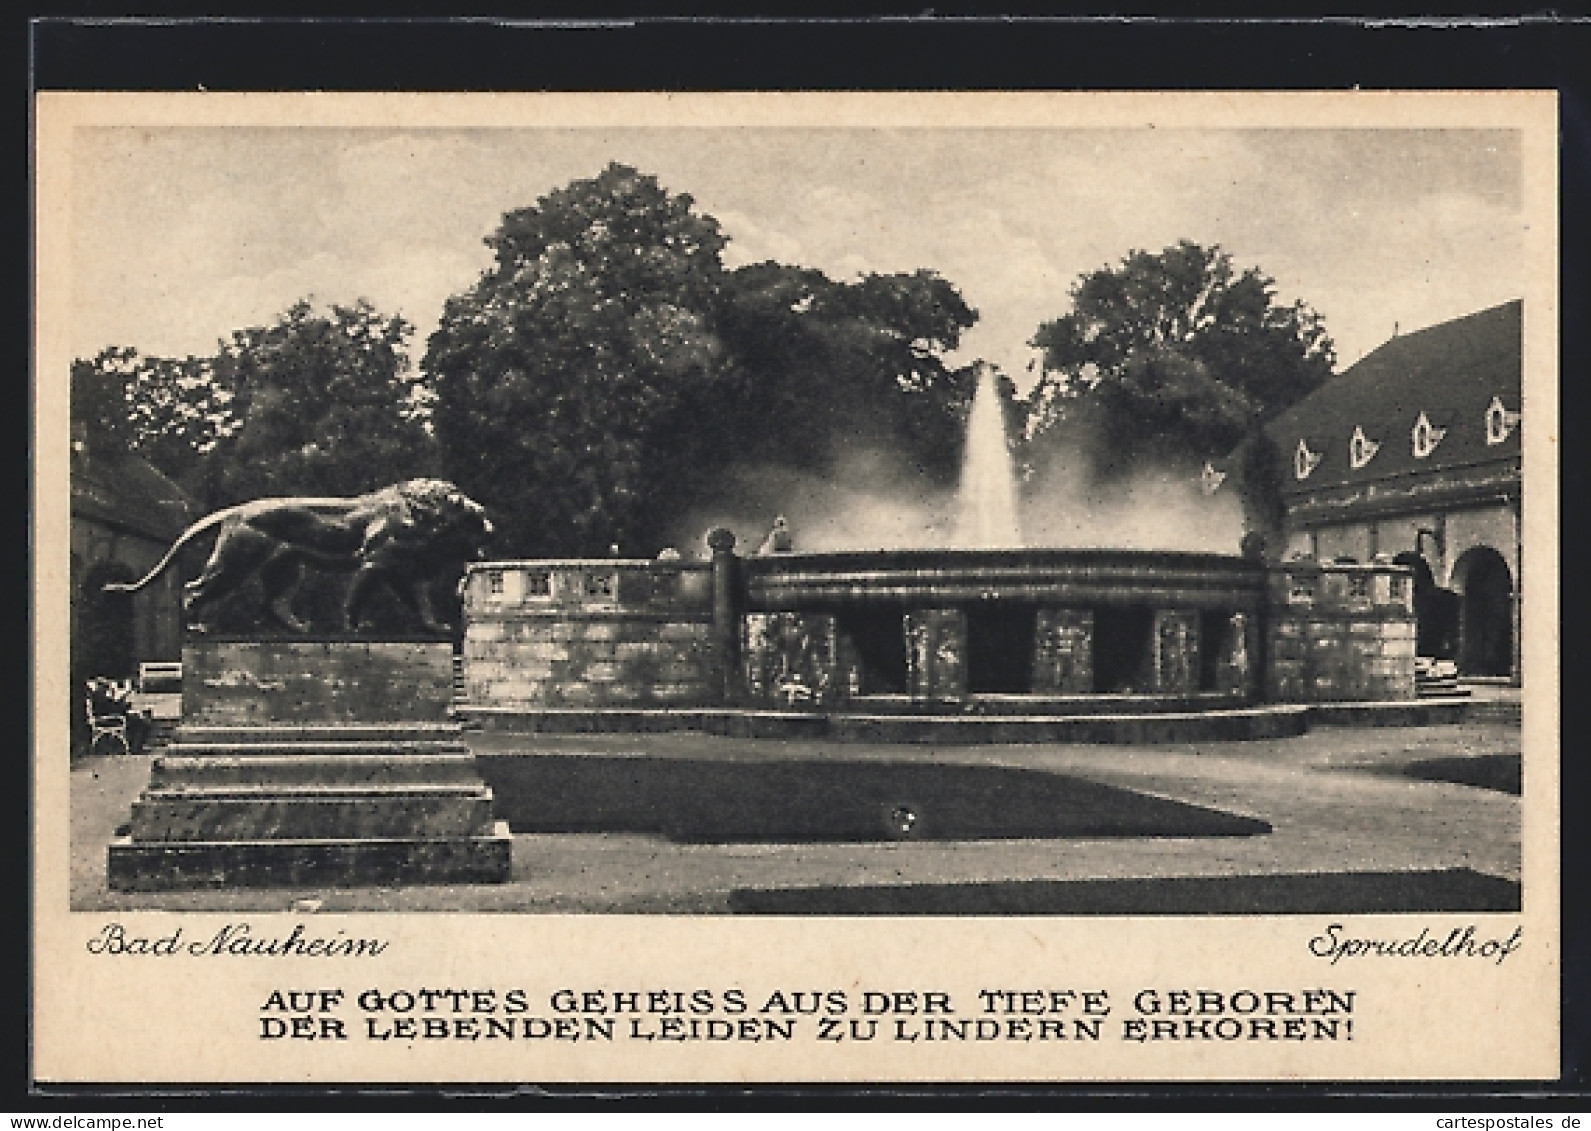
(1032, 608), (1093, 694)
(708, 527), (741, 705)
(1153, 609), (1200, 694)
(905, 609), (967, 704)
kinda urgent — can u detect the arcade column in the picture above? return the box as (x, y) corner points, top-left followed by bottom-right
(904, 609), (967, 704)
(708, 528), (742, 705)
(1152, 609), (1201, 695)
(1031, 608), (1093, 694)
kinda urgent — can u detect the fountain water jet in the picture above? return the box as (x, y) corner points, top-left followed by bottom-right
(953, 366), (1023, 548)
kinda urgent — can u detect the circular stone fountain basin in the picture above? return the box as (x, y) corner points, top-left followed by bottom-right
(744, 547), (1266, 610)
(459, 547), (1298, 741)
(738, 548), (1268, 715)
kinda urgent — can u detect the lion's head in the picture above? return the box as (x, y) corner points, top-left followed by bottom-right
(363, 479), (494, 570)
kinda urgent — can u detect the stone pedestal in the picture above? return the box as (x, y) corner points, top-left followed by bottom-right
(108, 637), (512, 891)
(1264, 563), (1417, 702)
(461, 562), (716, 710)
(181, 637), (458, 724)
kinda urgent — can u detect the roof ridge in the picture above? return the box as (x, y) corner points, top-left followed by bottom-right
(1257, 300), (1521, 492)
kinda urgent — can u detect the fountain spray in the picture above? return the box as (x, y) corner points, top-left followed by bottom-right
(954, 364), (1023, 548)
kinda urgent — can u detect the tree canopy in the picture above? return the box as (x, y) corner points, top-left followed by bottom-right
(426, 164), (731, 556)
(712, 261), (978, 483)
(426, 162), (978, 557)
(207, 299), (434, 505)
(1023, 240), (1334, 479)
(71, 347), (238, 495)
(70, 347), (141, 455)
(76, 164), (980, 559)
(72, 300), (435, 511)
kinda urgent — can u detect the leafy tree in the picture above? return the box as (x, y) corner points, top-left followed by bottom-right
(426, 163), (731, 556)
(72, 346), (241, 497)
(712, 262), (978, 485)
(1229, 429), (1288, 555)
(72, 302), (442, 631)
(206, 299), (434, 506)
(122, 354), (238, 489)
(426, 163), (983, 557)
(74, 300), (433, 512)
(69, 347), (141, 454)
(1023, 240), (1334, 478)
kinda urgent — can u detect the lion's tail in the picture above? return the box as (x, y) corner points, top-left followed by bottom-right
(102, 505), (237, 594)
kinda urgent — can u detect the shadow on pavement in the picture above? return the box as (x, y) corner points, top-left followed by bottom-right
(1402, 754), (1521, 795)
(726, 867), (1521, 915)
(480, 755), (1271, 844)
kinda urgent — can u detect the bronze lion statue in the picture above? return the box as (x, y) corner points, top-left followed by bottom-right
(105, 478), (494, 633)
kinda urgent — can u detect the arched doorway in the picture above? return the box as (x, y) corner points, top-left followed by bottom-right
(1391, 551), (1458, 659)
(1451, 546), (1514, 677)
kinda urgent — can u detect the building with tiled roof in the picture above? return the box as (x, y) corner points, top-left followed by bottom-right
(71, 422), (195, 693)
(1259, 299), (1521, 679)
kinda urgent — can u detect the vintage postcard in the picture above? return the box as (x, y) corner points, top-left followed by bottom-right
(33, 90), (1558, 1085)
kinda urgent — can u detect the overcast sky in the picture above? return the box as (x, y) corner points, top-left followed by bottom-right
(68, 125), (1524, 387)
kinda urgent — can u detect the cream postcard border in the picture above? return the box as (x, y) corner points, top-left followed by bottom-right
(32, 90), (1560, 1085)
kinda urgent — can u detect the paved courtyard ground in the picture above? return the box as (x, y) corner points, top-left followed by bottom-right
(68, 722), (1523, 914)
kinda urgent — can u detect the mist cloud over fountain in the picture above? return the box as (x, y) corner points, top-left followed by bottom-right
(954, 366), (1023, 549)
(725, 359), (1269, 707)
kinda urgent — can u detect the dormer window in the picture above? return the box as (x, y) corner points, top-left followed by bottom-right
(1349, 425), (1380, 470)
(1411, 411), (1447, 459)
(1201, 461), (1226, 494)
(1294, 438), (1323, 480)
(1485, 396), (1520, 445)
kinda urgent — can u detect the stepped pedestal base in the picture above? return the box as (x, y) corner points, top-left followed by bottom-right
(108, 824), (513, 891)
(109, 640), (512, 891)
(109, 723), (513, 891)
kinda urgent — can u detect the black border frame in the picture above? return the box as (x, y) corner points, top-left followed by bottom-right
(22, 12), (1589, 1109)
